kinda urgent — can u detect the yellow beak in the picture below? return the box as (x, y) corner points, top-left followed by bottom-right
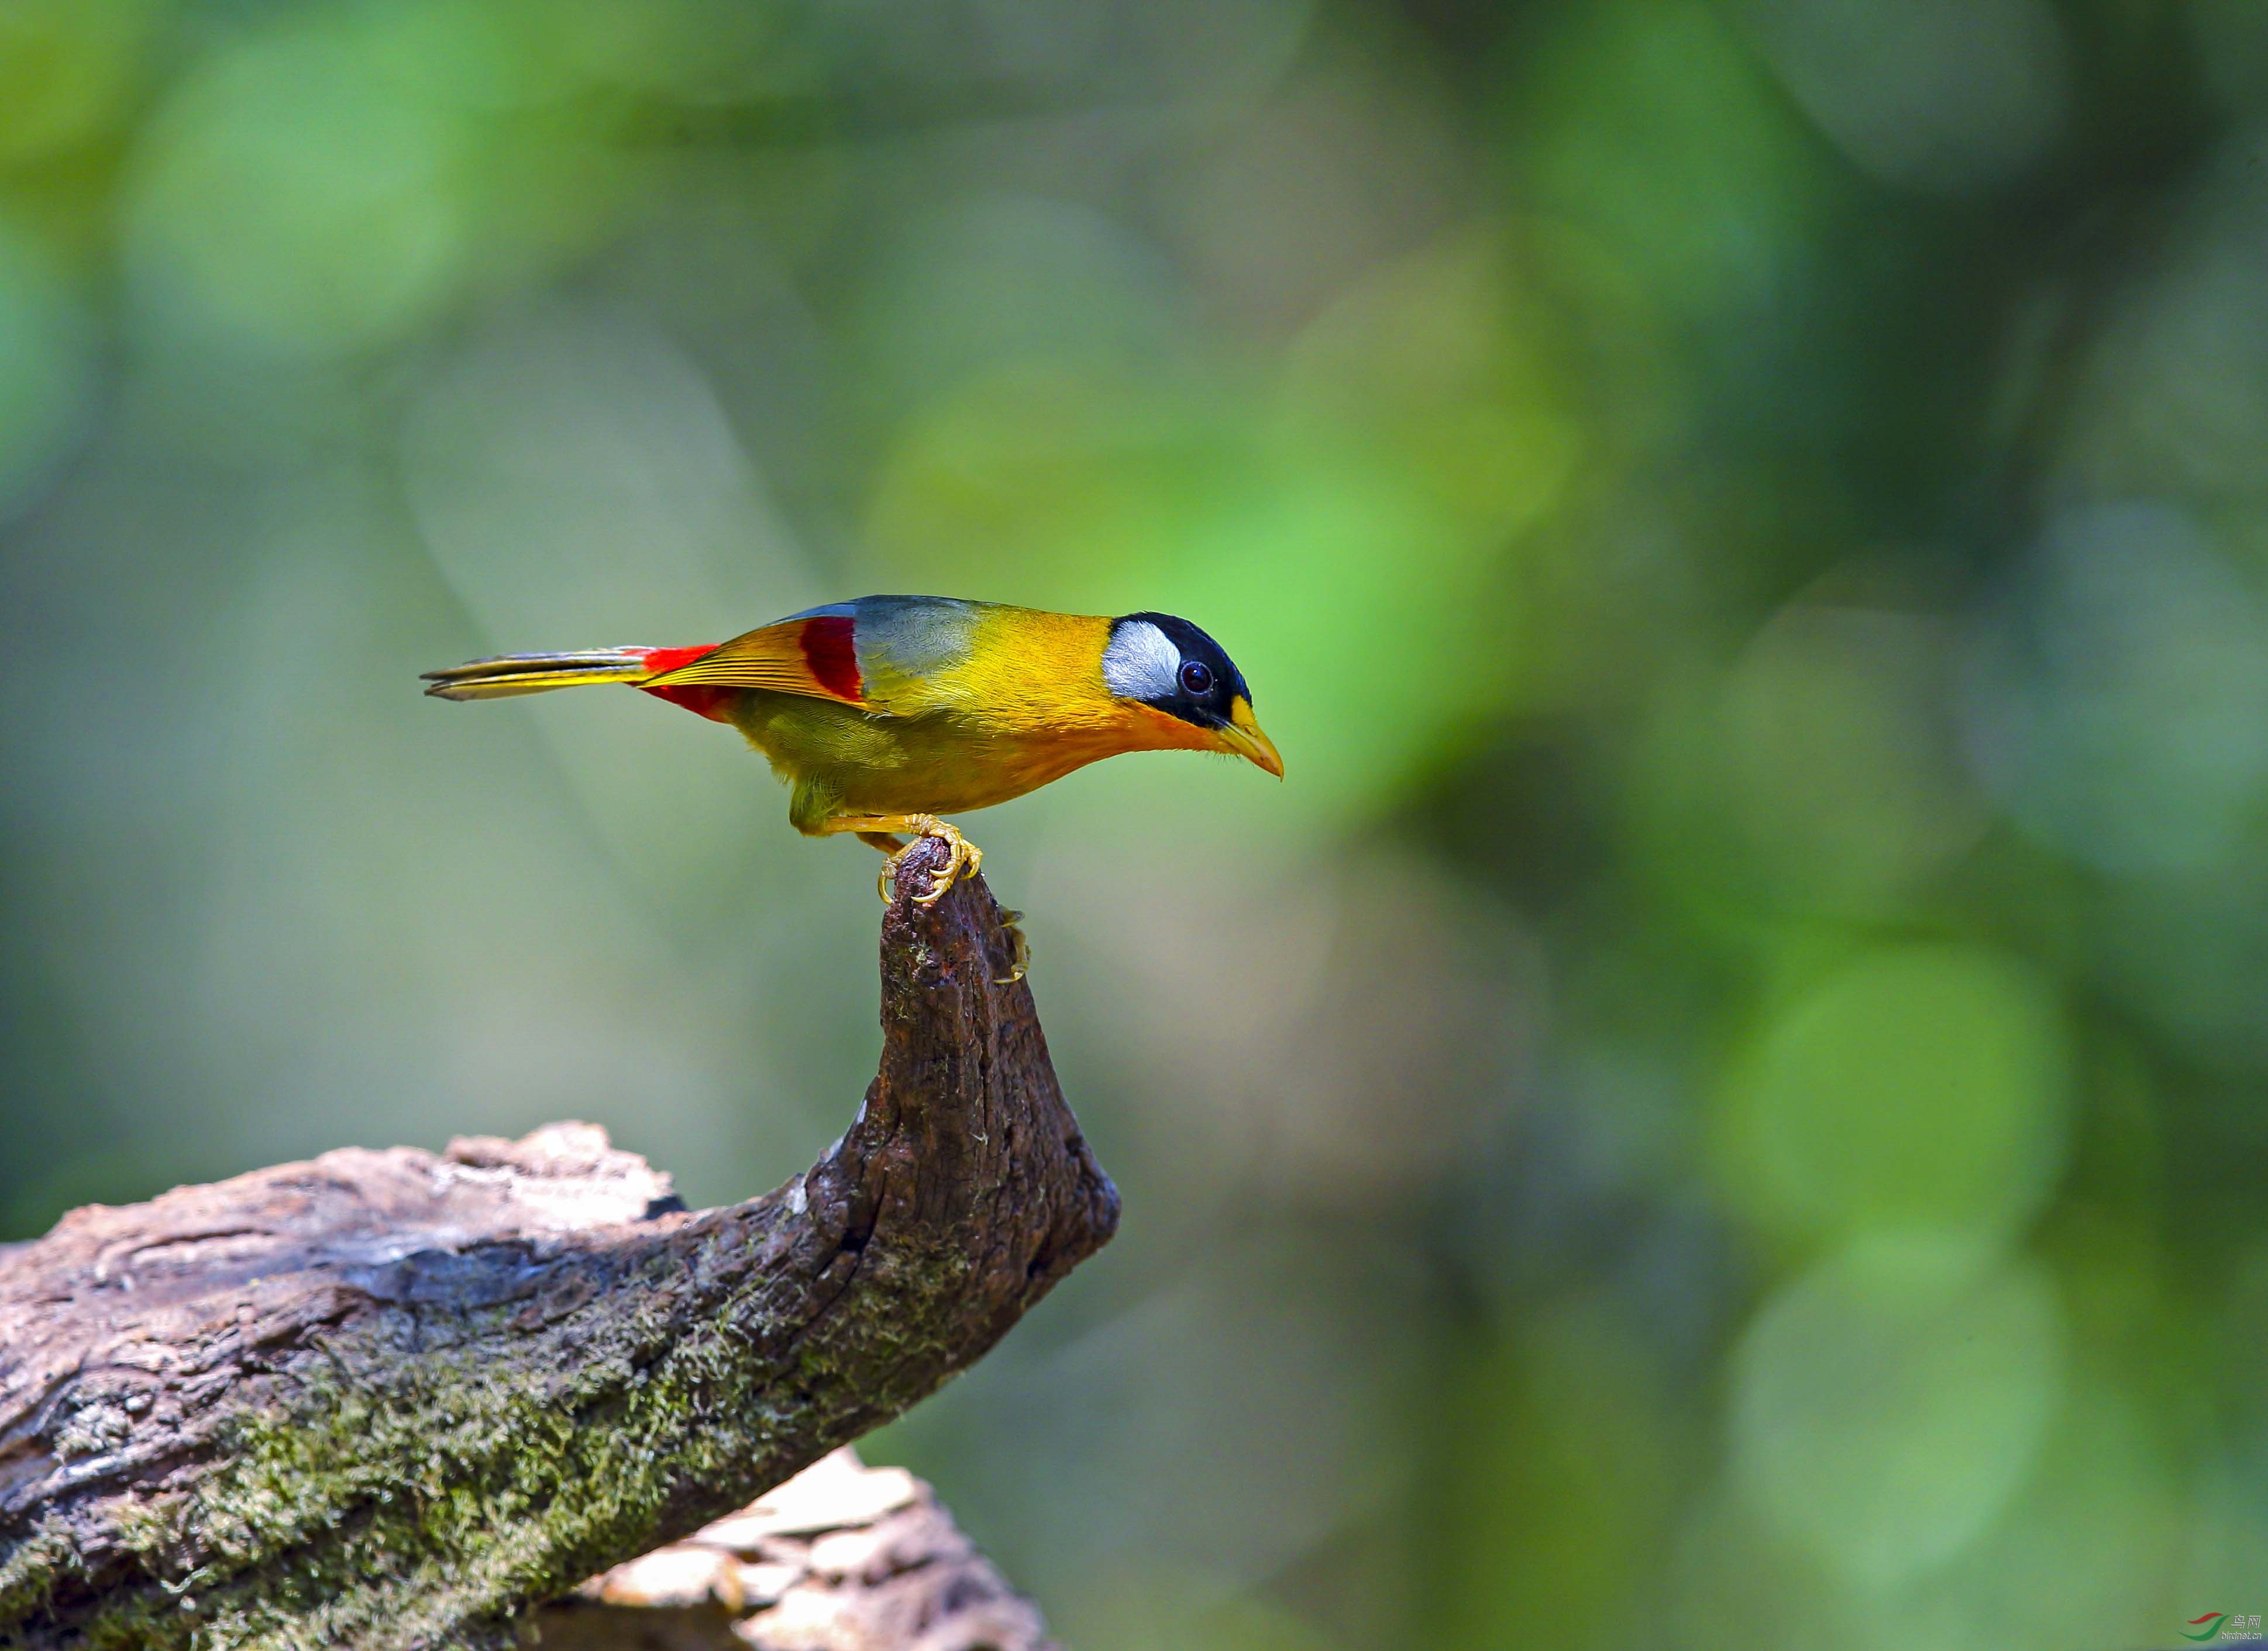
(1216, 696), (1284, 777)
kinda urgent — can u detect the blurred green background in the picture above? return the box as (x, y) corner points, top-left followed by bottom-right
(5, 1), (2267, 1645)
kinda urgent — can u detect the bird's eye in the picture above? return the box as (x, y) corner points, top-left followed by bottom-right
(1179, 660), (1213, 696)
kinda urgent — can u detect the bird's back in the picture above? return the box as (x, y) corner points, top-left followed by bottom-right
(841, 598), (1118, 729)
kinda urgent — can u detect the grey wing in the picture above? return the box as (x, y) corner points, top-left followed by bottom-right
(845, 595), (985, 712)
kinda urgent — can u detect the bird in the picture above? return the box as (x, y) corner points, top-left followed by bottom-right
(421, 595), (1283, 943)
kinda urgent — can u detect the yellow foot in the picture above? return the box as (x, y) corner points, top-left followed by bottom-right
(996, 910), (1030, 985)
(879, 817), (983, 907)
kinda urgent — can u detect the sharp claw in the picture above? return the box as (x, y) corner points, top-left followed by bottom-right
(865, 821), (1020, 973)
(996, 912), (1030, 985)
(879, 819), (983, 907)
(912, 841), (965, 904)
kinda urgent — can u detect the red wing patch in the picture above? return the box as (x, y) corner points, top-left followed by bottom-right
(799, 614), (863, 702)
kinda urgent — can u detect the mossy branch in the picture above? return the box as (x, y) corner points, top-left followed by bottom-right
(0, 840), (1117, 1650)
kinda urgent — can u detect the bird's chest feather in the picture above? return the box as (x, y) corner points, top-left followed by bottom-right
(731, 692), (1146, 814)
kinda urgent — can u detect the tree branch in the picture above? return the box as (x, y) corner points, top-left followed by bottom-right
(0, 839), (1116, 1650)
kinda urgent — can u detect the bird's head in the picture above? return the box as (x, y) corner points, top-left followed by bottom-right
(1101, 612), (1283, 777)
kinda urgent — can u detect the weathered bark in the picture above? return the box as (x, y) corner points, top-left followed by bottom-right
(0, 840), (1117, 1650)
(535, 1446), (1055, 1650)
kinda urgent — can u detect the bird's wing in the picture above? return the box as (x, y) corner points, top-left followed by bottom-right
(842, 596), (986, 714)
(638, 607), (870, 706)
(638, 597), (1010, 716)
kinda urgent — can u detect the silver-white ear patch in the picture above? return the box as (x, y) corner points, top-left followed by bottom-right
(1102, 619), (1181, 700)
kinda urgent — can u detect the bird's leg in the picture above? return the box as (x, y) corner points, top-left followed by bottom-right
(824, 815), (982, 907)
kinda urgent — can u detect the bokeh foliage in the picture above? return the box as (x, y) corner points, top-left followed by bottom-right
(5, 1), (2267, 1645)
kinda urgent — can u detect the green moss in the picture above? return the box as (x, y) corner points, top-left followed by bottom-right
(13, 1240), (982, 1650)
(0, 1519), (77, 1622)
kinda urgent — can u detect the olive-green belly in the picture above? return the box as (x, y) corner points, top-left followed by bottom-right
(728, 691), (1094, 830)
